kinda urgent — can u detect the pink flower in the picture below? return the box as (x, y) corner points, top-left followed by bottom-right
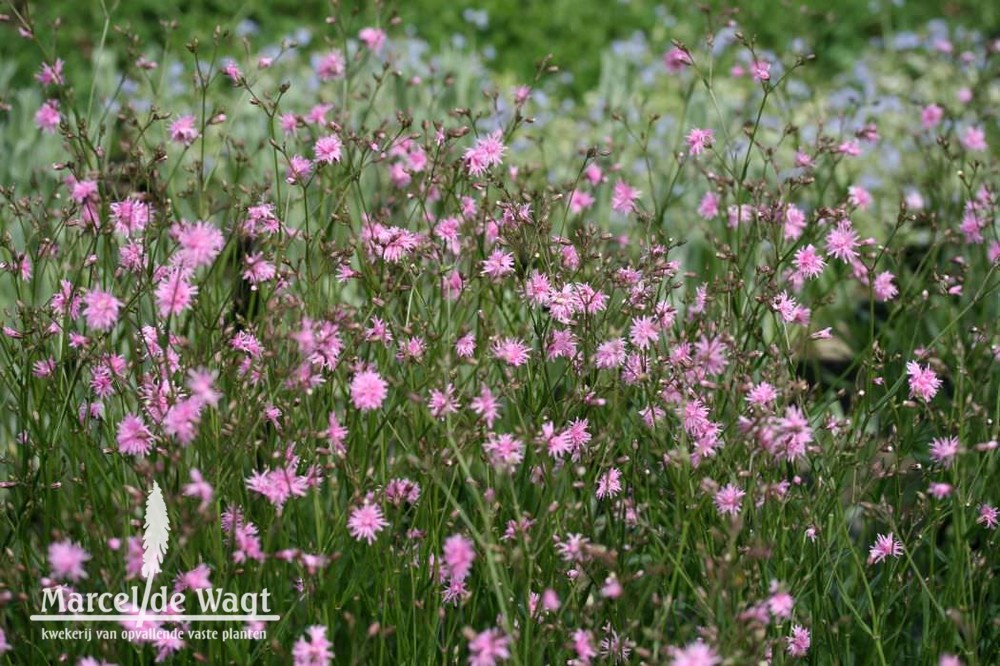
(35, 99), (61, 133)
(455, 333), (476, 358)
(629, 315), (659, 350)
(173, 221), (224, 269)
(347, 503), (388, 544)
(750, 60), (771, 81)
(906, 361), (941, 402)
(768, 585), (794, 618)
(316, 50), (345, 81)
(243, 252), (276, 284)
(784, 203), (806, 239)
(164, 398), (203, 445)
(110, 198), (152, 236)
(358, 27), (387, 53)
(183, 469), (214, 508)
(746, 382), (778, 408)
(292, 626), (334, 666)
(978, 504), (999, 529)
(928, 482), (952, 499)
(929, 436), (960, 466)
(611, 180), (640, 214)
(663, 47), (692, 73)
(868, 532), (903, 564)
(169, 115), (199, 145)
(155, 270), (198, 317)
(49, 540), (91, 581)
(481, 249), (515, 279)
(793, 244), (826, 280)
(873, 272), (898, 301)
(174, 563), (213, 593)
(713, 483), (745, 516)
(786, 625), (811, 657)
(596, 468), (623, 500)
(492, 337), (531, 366)
(82, 289), (123, 331)
(960, 126), (987, 152)
(350, 370), (388, 411)
(470, 386), (500, 428)
(286, 154), (313, 184)
(465, 130), (506, 176)
(483, 433), (524, 472)
(569, 189), (595, 214)
(848, 185), (872, 210)
(671, 639), (720, 666)
(686, 128), (714, 156)
(428, 384), (459, 419)
(595, 338), (626, 369)
(117, 414), (153, 456)
(825, 220), (860, 263)
(468, 628), (511, 666)
(442, 534), (476, 581)
(921, 104), (943, 129)
(698, 192), (719, 219)
(315, 135), (343, 164)
(36, 59), (65, 86)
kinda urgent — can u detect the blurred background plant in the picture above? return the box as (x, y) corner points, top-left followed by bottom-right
(4, 0), (999, 95)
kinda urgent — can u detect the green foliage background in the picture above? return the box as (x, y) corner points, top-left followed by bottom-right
(4, 0), (1000, 94)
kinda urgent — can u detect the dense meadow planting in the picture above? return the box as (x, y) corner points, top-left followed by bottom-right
(0, 4), (999, 664)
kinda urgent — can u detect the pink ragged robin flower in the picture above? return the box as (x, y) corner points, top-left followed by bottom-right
(467, 627), (511, 666)
(670, 639), (720, 666)
(117, 414), (153, 456)
(596, 468), (623, 500)
(172, 220), (224, 269)
(35, 99), (61, 133)
(48, 540), (90, 581)
(292, 626), (334, 666)
(873, 272), (898, 301)
(713, 483), (745, 516)
(481, 249), (515, 279)
(316, 50), (345, 80)
(928, 436), (960, 466)
(960, 126), (987, 152)
(921, 104), (943, 129)
(750, 59), (771, 81)
(358, 27), (387, 53)
(792, 244), (826, 282)
(347, 502), (389, 544)
(82, 288), (123, 331)
(868, 532), (903, 564)
(155, 269), (198, 318)
(825, 219), (860, 263)
(786, 625), (811, 657)
(464, 130), (506, 176)
(442, 533), (476, 582)
(663, 47), (692, 72)
(906, 361), (942, 402)
(978, 504), (999, 529)
(746, 381), (778, 408)
(350, 370), (388, 411)
(492, 337), (531, 367)
(314, 134), (343, 164)
(611, 179), (640, 214)
(169, 114), (199, 145)
(685, 128), (714, 156)
(483, 433), (524, 472)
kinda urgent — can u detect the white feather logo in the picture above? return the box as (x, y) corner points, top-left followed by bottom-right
(137, 481), (170, 626)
